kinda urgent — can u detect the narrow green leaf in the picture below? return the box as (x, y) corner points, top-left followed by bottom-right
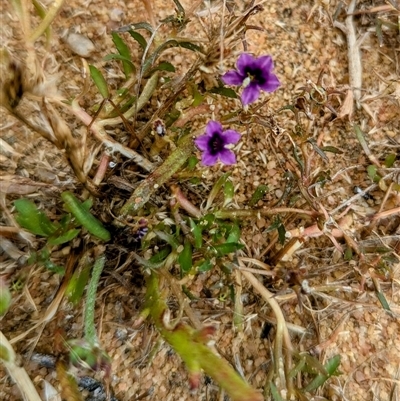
(269, 382), (284, 401)
(277, 223), (286, 245)
(210, 86), (238, 99)
(321, 145), (343, 154)
(172, 0), (185, 14)
(14, 199), (57, 237)
(47, 228), (80, 246)
(128, 29), (147, 50)
(154, 230), (180, 250)
(288, 356), (306, 379)
(61, 192), (111, 242)
(89, 65), (109, 99)
(111, 32), (134, 79)
(142, 39), (203, 74)
(376, 290), (391, 312)
(213, 242), (243, 257)
(178, 240), (192, 273)
(206, 172), (231, 210)
(0, 281), (11, 316)
(66, 262), (92, 305)
(223, 180), (234, 207)
(189, 218), (203, 249)
(103, 53), (136, 72)
(149, 246), (172, 263)
(133, 251), (173, 269)
(303, 355), (341, 392)
(151, 61), (176, 73)
(249, 184), (268, 206)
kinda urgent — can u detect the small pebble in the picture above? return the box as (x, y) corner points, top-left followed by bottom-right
(65, 32), (95, 57)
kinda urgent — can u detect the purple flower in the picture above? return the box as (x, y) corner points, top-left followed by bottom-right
(221, 53), (280, 105)
(195, 121), (240, 166)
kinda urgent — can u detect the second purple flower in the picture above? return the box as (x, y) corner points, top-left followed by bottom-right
(221, 53), (280, 105)
(195, 121), (240, 166)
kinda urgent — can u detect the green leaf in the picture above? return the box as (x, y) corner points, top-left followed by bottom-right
(128, 29), (147, 50)
(178, 240), (193, 273)
(269, 382), (285, 401)
(128, 22), (154, 33)
(197, 259), (213, 272)
(0, 281), (11, 316)
(226, 224), (241, 243)
(47, 228), (80, 246)
(213, 242), (243, 257)
(154, 230), (180, 250)
(172, 0), (185, 14)
(61, 192), (111, 242)
(376, 290), (391, 312)
(89, 65), (109, 99)
(249, 184), (268, 206)
(14, 199), (57, 237)
(384, 153), (396, 168)
(191, 83), (204, 107)
(288, 356), (306, 379)
(149, 246), (172, 263)
(223, 180), (234, 206)
(277, 223), (286, 245)
(133, 250), (173, 269)
(303, 355), (341, 393)
(66, 262), (92, 305)
(210, 86), (238, 99)
(367, 165), (380, 182)
(189, 218), (203, 249)
(44, 260), (65, 275)
(206, 172), (231, 210)
(111, 32), (134, 79)
(321, 145), (343, 154)
(187, 156), (198, 170)
(142, 39), (203, 74)
(151, 61), (176, 73)
(103, 53), (136, 72)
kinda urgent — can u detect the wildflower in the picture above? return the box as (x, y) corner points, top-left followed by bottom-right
(195, 120), (240, 166)
(221, 53), (280, 105)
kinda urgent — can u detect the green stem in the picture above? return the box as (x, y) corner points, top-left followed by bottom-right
(118, 134), (195, 218)
(84, 256), (105, 345)
(145, 272), (263, 401)
(29, 0), (66, 43)
(215, 207), (318, 219)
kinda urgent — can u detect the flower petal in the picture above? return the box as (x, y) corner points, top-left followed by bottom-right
(218, 149), (236, 165)
(221, 70), (244, 86)
(205, 120), (223, 136)
(194, 134), (211, 151)
(256, 55), (273, 72)
(201, 152), (219, 166)
(237, 53), (256, 74)
(259, 73), (281, 93)
(222, 130), (241, 145)
(241, 83), (260, 105)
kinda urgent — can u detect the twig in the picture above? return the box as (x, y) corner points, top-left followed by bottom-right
(239, 266), (293, 394)
(334, 0), (362, 104)
(0, 331), (43, 401)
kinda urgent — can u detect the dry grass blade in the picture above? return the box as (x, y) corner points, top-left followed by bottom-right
(0, 331), (43, 401)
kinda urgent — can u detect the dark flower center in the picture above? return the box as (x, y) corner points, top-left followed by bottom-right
(208, 132), (225, 155)
(245, 67), (266, 85)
